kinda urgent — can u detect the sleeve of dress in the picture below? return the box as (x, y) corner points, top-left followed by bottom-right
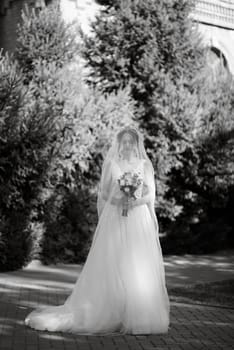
(97, 160), (113, 219)
(139, 159), (156, 206)
(142, 159), (159, 235)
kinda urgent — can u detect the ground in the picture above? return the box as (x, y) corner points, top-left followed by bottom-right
(0, 250), (234, 350)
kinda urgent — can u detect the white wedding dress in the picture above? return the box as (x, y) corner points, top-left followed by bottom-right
(25, 158), (170, 335)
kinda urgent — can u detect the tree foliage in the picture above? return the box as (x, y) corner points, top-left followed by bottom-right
(0, 52), (66, 270)
(83, 0), (234, 252)
(15, 4), (77, 81)
(162, 74), (234, 253)
(83, 0), (204, 103)
(0, 3), (135, 270)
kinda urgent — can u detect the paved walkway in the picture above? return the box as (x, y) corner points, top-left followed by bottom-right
(164, 249), (234, 287)
(0, 250), (234, 350)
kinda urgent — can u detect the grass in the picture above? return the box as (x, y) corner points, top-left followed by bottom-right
(168, 279), (234, 308)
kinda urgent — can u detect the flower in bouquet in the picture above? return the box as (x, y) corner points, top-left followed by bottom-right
(118, 171), (143, 216)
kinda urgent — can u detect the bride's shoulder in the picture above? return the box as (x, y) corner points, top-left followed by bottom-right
(143, 159), (154, 173)
(102, 159), (114, 174)
(141, 158), (154, 170)
(109, 159), (120, 174)
(111, 159), (118, 169)
(141, 158), (148, 167)
(132, 158), (145, 169)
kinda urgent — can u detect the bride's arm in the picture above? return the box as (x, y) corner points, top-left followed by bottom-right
(97, 160), (114, 218)
(134, 185), (151, 206)
(100, 161), (124, 205)
(132, 160), (155, 207)
(110, 188), (125, 206)
(100, 160), (112, 201)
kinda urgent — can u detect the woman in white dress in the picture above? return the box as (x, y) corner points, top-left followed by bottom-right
(25, 125), (170, 335)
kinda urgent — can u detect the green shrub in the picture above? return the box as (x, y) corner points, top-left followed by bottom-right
(0, 2), (77, 270)
(41, 187), (97, 264)
(15, 3), (77, 82)
(0, 53), (31, 270)
(39, 70), (136, 263)
(162, 75), (234, 253)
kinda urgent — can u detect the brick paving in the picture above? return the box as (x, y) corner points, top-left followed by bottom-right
(0, 259), (234, 350)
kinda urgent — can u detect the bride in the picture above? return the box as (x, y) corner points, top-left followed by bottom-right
(25, 125), (170, 335)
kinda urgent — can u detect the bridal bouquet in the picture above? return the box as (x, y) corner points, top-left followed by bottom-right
(118, 171), (143, 216)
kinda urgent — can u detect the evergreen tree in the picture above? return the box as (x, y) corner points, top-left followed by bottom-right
(0, 2), (136, 270)
(15, 3), (77, 82)
(83, 0), (234, 252)
(83, 0), (205, 107)
(83, 0), (206, 209)
(82, 0), (206, 179)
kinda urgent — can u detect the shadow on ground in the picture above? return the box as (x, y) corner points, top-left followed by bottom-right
(0, 249), (234, 349)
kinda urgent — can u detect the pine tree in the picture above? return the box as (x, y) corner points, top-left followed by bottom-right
(82, 0), (206, 170)
(83, 0), (205, 105)
(15, 3), (77, 82)
(82, 0), (206, 210)
(83, 0), (234, 252)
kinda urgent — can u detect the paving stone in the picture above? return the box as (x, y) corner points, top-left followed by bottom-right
(1, 265), (234, 350)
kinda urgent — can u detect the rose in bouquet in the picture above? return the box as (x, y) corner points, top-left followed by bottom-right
(118, 171), (143, 216)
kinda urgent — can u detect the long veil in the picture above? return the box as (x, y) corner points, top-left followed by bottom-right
(96, 125), (160, 250)
(25, 125), (169, 335)
(94, 125), (168, 313)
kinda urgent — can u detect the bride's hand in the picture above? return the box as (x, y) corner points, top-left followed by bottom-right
(111, 196), (142, 208)
(128, 197), (141, 209)
(110, 195), (125, 206)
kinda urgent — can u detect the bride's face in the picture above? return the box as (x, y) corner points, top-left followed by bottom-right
(120, 132), (136, 156)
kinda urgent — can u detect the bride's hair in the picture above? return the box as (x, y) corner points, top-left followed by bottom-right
(117, 126), (140, 159)
(117, 126), (139, 145)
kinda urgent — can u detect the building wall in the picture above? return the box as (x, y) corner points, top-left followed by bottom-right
(0, 0), (46, 54)
(192, 0), (234, 75)
(197, 22), (234, 74)
(0, 0), (27, 53)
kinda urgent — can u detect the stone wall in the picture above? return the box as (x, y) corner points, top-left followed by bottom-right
(0, 0), (46, 54)
(192, 0), (234, 74)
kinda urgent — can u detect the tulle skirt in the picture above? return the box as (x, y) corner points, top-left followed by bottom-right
(24, 202), (170, 335)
